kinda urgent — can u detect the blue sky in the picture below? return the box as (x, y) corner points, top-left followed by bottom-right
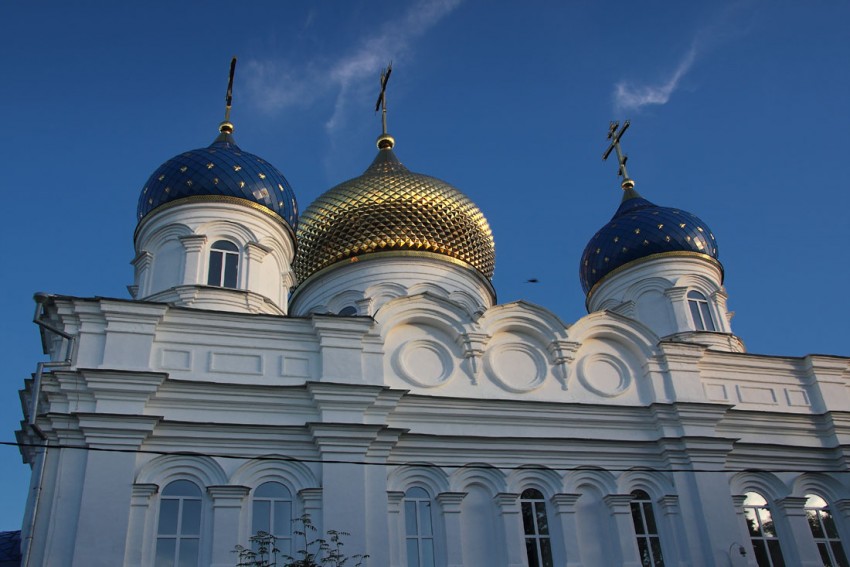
(1, 1), (848, 530)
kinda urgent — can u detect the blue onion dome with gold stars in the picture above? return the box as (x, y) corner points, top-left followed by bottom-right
(580, 185), (721, 296)
(136, 124), (298, 233)
(294, 133), (495, 284)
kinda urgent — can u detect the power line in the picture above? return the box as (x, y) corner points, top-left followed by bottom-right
(3, 440), (848, 475)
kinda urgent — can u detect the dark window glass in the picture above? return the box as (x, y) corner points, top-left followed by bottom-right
(630, 490), (664, 567)
(155, 480), (202, 567)
(687, 290), (715, 331)
(805, 494), (849, 567)
(521, 488), (554, 567)
(207, 240), (239, 288)
(252, 482), (292, 555)
(742, 492), (785, 567)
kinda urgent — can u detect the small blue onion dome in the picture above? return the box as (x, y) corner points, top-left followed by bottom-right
(580, 188), (721, 295)
(137, 130), (298, 231)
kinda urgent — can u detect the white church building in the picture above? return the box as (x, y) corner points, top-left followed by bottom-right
(16, 69), (850, 567)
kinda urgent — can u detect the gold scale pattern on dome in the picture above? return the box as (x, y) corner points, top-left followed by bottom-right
(294, 145), (495, 283)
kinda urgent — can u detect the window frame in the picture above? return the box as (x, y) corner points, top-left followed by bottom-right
(155, 479), (203, 567)
(251, 482), (294, 558)
(207, 240), (240, 289)
(403, 486), (437, 567)
(629, 489), (665, 567)
(520, 488), (554, 567)
(687, 290), (716, 331)
(804, 493), (849, 567)
(742, 492), (786, 567)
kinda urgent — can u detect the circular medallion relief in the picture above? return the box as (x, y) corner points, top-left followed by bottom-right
(393, 339), (453, 388)
(484, 343), (547, 393)
(576, 353), (631, 397)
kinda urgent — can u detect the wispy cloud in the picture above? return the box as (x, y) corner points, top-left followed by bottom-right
(613, 1), (755, 112)
(614, 44), (697, 112)
(243, 0), (461, 134)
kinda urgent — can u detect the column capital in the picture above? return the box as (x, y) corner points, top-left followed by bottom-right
(387, 490), (405, 505)
(178, 234), (207, 251)
(436, 492), (467, 512)
(207, 485), (251, 506)
(773, 496), (809, 516)
(550, 493), (581, 512)
(603, 493), (635, 513)
(132, 483), (159, 500)
(494, 492), (521, 512)
(656, 494), (680, 514)
(245, 241), (272, 260)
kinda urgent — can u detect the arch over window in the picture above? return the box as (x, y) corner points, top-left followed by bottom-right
(404, 487), (436, 567)
(805, 494), (849, 567)
(156, 479), (202, 567)
(687, 290), (716, 331)
(521, 488), (554, 567)
(207, 240), (239, 288)
(743, 492), (785, 567)
(630, 490), (664, 567)
(252, 482), (293, 558)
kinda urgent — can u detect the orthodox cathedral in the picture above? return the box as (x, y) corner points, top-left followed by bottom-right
(15, 64), (850, 567)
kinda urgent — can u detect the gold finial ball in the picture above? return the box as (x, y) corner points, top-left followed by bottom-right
(376, 133), (395, 150)
(621, 178), (636, 190)
(219, 121), (234, 135)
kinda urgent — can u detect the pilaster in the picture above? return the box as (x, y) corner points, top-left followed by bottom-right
(550, 493), (583, 567)
(604, 494), (642, 566)
(774, 496), (822, 566)
(208, 485), (251, 567)
(179, 234), (208, 285)
(124, 483), (159, 566)
(436, 492), (467, 567)
(494, 493), (524, 567)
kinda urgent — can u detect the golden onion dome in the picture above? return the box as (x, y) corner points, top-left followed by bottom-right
(294, 136), (495, 284)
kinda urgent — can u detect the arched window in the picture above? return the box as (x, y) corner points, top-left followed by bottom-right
(687, 290), (716, 331)
(805, 494), (849, 567)
(207, 240), (239, 288)
(155, 479), (202, 567)
(630, 490), (664, 567)
(252, 482), (293, 557)
(404, 487), (435, 567)
(521, 488), (553, 567)
(743, 492), (785, 567)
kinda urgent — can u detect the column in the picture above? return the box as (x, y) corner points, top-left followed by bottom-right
(657, 495), (687, 567)
(387, 491), (405, 567)
(207, 485), (250, 567)
(495, 493), (525, 567)
(436, 492), (467, 567)
(299, 488), (323, 535)
(774, 496), (822, 567)
(729, 495), (758, 567)
(179, 234), (207, 285)
(244, 241), (271, 293)
(604, 494), (642, 567)
(550, 493), (582, 567)
(664, 287), (691, 332)
(124, 483), (158, 566)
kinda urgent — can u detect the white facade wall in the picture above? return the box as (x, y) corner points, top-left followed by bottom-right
(18, 292), (850, 567)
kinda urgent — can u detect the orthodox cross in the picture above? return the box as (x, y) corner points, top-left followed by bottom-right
(602, 120), (635, 189)
(375, 62), (393, 135)
(224, 57), (237, 124)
